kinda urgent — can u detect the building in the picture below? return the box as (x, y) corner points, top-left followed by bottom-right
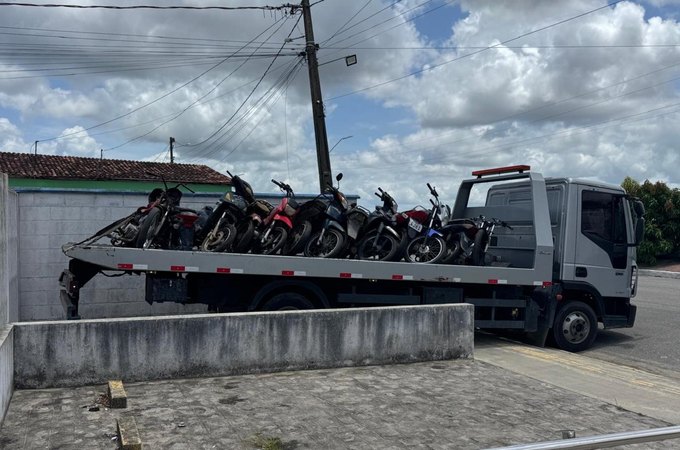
(0, 152), (232, 321)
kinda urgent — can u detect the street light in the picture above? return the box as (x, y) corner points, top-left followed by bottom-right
(330, 135), (353, 153)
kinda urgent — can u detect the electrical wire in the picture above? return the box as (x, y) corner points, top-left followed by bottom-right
(0, 3), (289, 11)
(328, 0), (626, 100)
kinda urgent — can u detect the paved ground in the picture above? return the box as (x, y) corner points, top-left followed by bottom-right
(2, 269), (679, 449)
(1, 354), (678, 450)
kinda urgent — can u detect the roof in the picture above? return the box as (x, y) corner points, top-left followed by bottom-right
(0, 152), (231, 185)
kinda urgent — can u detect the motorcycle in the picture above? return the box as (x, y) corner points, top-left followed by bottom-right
(282, 192), (329, 256)
(403, 183), (447, 264)
(197, 170), (255, 252)
(135, 174), (199, 250)
(251, 179), (300, 255)
(440, 215), (513, 265)
(356, 187), (404, 261)
(304, 173), (369, 258)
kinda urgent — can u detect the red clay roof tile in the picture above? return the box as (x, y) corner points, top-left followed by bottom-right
(0, 152), (231, 185)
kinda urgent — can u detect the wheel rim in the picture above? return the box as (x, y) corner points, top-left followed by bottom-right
(202, 228), (230, 251)
(561, 311), (591, 344)
(362, 235), (393, 260)
(409, 237), (444, 262)
(312, 231), (340, 256)
(262, 228), (285, 253)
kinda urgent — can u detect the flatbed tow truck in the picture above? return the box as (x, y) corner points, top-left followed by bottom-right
(60, 166), (645, 351)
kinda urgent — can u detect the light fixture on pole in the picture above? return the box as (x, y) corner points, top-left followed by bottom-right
(330, 135), (353, 153)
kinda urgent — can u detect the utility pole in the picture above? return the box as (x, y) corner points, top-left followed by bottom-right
(169, 137), (175, 164)
(300, 0), (332, 192)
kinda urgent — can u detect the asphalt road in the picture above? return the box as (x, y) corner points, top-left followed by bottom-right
(581, 275), (680, 379)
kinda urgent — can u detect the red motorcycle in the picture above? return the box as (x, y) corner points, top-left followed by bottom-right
(252, 179), (300, 255)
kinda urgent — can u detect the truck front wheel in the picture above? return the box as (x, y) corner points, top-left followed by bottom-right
(553, 301), (598, 352)
(261, 293), (315, 311)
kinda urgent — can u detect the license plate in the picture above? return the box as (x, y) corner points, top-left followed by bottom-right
(408, 218), (423, 232)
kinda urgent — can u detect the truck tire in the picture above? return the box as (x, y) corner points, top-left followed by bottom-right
(552, 301), (598, 352)
(261, 293), (314, 311)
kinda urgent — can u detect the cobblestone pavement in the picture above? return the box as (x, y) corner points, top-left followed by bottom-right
(1, 359), (677, 449)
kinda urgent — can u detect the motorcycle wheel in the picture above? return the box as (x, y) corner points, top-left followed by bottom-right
(200, 222), (237, 252)
(283, 220), (313, 255)
(357, 231), (401, 261)
(472, 229), (489, 266)
(258, 225), (288, 255)
(136, 207), (165, 249)
(233, 219), (256, 253)
(405, 235), (446, 264)
(440, 239), (464, 264)
(304, 228), (346, 258)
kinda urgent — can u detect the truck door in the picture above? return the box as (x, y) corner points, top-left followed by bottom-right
(572, 188), (631, 297)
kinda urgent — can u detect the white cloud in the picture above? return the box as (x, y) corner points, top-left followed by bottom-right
(1, 0), (679, 208)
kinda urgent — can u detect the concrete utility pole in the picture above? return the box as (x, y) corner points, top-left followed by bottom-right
(301, 0), (332, 192)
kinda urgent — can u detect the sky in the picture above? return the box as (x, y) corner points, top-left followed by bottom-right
(1, 0), (680, 208)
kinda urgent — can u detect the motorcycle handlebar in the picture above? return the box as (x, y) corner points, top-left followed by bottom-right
(375, 192), (381, 198)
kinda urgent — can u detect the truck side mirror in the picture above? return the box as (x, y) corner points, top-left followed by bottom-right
(635, 217), (645, 245)
(632, 199), (645, 245)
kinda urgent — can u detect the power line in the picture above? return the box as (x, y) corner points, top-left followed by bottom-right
(0, 3), (289, 11)
(328, 0), (626, 100)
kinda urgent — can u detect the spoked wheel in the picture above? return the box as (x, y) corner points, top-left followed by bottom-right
(136, 207), (166, 249)
(552, 301), (598, 352)
(200, 222), (237, 252)
(405, 235), (446, 263)
(258, 225), (288, 255)
(283, 220), (313, 255)
(304, 228), (346, 258)
(357, 231), (401, 261)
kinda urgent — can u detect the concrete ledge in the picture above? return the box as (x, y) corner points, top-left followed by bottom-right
(13, 304), (473, 389)
(0, 325), (13, 426)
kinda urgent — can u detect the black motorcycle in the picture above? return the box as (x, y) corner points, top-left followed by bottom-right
(135, 174), (199, 250)
(304, 173), (369, 258)
(356, 187), (403, 261)
(197, 171), (255, 252)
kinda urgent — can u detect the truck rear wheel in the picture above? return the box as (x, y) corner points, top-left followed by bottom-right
(552, 301), (598, 352)
(261, 293), (314, 311)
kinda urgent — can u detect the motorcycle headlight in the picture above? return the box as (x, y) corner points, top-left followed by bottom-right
(338, 193), (348, 210)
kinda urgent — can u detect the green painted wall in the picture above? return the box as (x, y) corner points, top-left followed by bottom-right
(8, 177), (230, 193)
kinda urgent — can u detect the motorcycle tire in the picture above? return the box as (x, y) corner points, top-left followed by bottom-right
(233, 219), (256, 253)
(440, 239), (464, 265)
(472, 229), (489, 266)
(200, 222), (237, 252)
(405, 235), (446, 264)
(283, 220), (313, 255)
(136, 207), (165, 249)
(304, 228), (346, 258)
(258, 225), (288, 255)
(357, 231), (401, 261)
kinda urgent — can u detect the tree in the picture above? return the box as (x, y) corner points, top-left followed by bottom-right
(622, 177), (680, 265)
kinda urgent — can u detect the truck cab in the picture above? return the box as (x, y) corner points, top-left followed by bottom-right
(486, 175), (645, 350)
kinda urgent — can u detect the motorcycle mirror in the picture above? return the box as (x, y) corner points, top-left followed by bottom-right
(336, 173), (343, 182)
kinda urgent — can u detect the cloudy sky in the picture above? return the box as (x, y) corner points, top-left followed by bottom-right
(1, 0), (680, 207)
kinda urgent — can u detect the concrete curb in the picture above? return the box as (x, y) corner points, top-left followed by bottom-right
(639, 269), (680, 279)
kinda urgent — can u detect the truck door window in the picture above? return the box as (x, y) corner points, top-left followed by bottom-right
(581, 191), (627, 268)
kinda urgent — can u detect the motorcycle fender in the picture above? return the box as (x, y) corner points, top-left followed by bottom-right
(427, 229), (443, 238)
(274, 215), (293, 229)
(384, 225), (401, 240)
(327, 220), (345, 234)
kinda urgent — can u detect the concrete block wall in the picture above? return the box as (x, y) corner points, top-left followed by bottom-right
(13, 304), (474, 388)
(0, 174), (16, 425)
(17, 191), (222, 321)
